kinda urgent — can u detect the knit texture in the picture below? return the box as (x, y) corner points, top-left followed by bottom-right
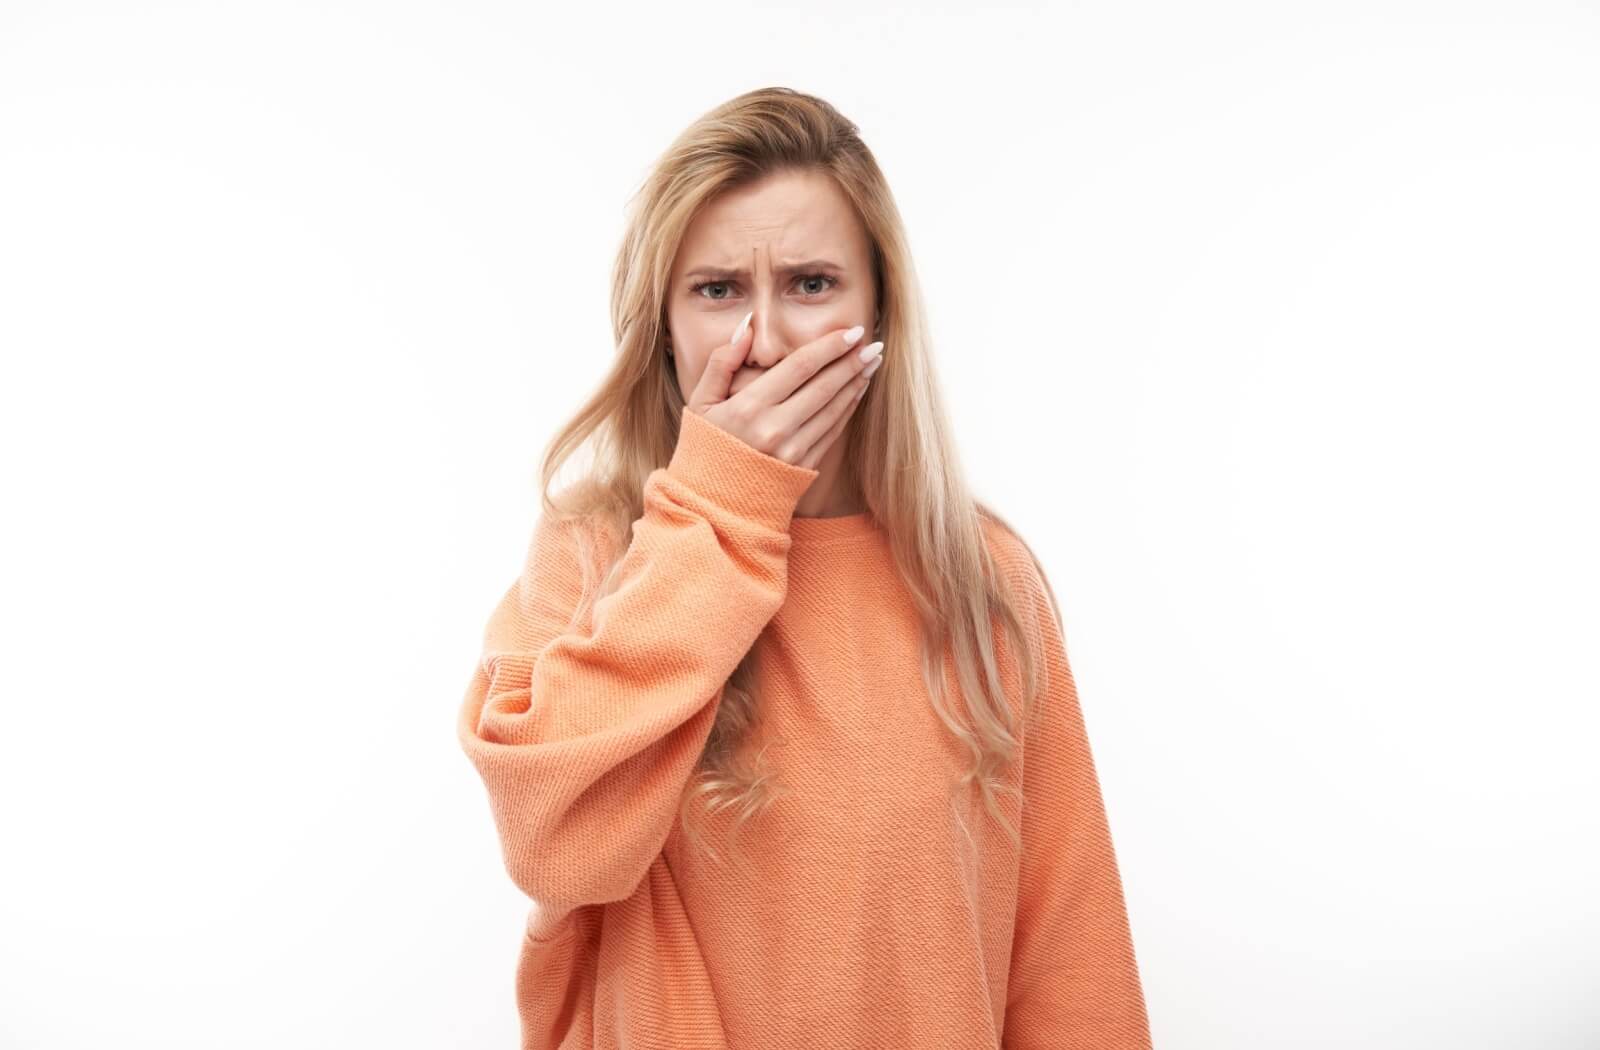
(457, 406), (1153, 1049)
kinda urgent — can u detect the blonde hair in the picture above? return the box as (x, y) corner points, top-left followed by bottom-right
(536, 86), (1063, 871)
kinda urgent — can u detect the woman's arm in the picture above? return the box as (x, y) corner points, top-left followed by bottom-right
(457, 408), (820, 924)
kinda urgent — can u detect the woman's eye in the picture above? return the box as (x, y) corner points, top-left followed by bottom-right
(691, 273), (838, 300)
(692, 281), (733, 300)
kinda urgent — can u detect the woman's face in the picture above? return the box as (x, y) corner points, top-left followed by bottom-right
(666, 168), (878, 401)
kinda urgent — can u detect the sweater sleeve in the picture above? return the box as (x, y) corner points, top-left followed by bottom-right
(1002, 557), (1154, 1050)
(456, 408), (820, 924)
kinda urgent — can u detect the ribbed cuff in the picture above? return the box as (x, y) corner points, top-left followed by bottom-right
(666, 408), (821, 532)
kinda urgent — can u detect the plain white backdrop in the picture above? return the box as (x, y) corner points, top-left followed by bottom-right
(2, 1), (1596, 1047)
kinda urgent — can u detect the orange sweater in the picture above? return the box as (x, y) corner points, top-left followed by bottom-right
(457, 407), (1153, 1049)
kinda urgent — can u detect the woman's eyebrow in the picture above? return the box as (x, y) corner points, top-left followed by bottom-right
(684, 259), (844, 280)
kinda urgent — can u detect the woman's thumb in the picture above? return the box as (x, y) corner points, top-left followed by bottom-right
(701, 310), (753, 401)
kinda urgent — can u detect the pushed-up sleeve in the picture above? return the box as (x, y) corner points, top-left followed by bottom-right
(1002, 554), (1154, 1050)
(457, 408), (820, 922)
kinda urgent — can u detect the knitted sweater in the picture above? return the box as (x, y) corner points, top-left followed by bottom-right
(457, 406), (1153, 1049)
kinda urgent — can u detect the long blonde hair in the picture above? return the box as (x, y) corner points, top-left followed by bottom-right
(535, 86), (1063, 871)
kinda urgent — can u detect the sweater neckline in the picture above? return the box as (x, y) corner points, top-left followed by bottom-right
(788, 509), (879, 546)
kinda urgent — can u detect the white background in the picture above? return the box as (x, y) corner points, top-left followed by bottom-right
(2, 1), (1596, 1047)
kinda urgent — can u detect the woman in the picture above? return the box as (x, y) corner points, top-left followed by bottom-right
(457, 86), (1153, 1049)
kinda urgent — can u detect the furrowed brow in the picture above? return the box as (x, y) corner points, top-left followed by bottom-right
(684, 259), (844, 280)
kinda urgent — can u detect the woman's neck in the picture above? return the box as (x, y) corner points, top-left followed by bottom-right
(792, 465), (865, 518)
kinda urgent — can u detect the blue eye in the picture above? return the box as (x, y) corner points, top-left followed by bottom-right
(690, 273), (839, 300)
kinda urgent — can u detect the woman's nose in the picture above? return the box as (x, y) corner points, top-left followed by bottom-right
(744, 311), (790, 369)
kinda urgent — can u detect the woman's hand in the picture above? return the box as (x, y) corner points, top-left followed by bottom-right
(687, 313), (884, 470)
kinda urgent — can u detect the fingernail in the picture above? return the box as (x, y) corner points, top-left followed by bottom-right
(857, 340), (884, 363)
(842, 324), (865, 346)
(863, 354), (883, 377)
(731, 310), (752, 345)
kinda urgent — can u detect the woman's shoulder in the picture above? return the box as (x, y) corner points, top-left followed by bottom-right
(975, 503), (1062, 640)
(976, 504), (1044, 586)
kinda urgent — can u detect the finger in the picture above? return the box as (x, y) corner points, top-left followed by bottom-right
(688, 310), (753, 406)
(742, 324), (867, 407)
(790, 366), (873, 468)
(797, 395), (856, 471)
(744, 338), (876, 452)
(776, 334), (880, 442)
(728, 363), (763, 398)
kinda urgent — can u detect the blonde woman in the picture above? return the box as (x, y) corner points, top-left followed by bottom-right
(457, 86), (1153, 1049)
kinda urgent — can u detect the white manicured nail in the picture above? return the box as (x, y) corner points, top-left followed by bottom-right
(731, 310), (752, 345)
(857, 340), (884, 363)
